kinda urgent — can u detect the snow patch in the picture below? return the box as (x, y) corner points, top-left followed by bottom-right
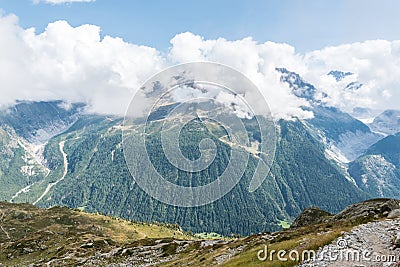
(358, 117), (375, 124)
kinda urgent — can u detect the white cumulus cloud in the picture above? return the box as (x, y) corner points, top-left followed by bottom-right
(169, 32), (312, 120)
(302, 40), (400, 113)
(0, 14), (165, 115)
(0, 13), (399, 120)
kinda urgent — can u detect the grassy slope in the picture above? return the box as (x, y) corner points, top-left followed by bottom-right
(0, 199), (394, 266)
(0, 201), (191, 266)
(162, 218), (369, 267)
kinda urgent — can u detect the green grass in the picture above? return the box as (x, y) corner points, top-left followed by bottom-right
(0, 201), (194, 266)
(0, 200), (388, 267)
(194, 232), (224, 239)
(278, 220), (291, 229)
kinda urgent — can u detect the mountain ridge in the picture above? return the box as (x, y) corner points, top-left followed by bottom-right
(1, 198), (399, 266)
(0, 69), (399, 236)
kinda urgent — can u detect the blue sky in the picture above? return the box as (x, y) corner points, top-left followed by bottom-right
(0, 0), (399, 119)
(0, 0), (399, 52)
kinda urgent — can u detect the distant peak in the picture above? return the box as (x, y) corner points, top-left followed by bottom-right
(275, 67), (318, 102)
(328, 70), (353, 82)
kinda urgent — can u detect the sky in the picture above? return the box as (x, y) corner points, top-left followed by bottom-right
(1, 0), (400, 53)
(0, 0), (399, 119)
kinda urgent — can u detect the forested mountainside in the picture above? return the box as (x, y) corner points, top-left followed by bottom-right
(1, 69), (400, 236)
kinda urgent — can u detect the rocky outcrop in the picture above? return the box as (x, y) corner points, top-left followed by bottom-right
(292, 199), (400, 229)
(291, 207), (333, 228)
(394, 233), (400, 249)
(333, 198), (400, 221)
(388, 209), (400, 219)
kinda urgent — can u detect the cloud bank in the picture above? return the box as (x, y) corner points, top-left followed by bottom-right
(0, 13), (399, 119)
(0, 14), (164, 115)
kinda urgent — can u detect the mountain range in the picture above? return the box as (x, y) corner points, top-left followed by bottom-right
(0, 69), (399, 236)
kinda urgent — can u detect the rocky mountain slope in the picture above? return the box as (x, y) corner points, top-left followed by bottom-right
(278, 68), (400, 199)
(278, 68), (383, 163)
(0, 201), (191, 266)
(0, 106), (367, 236)
(1, 199), (399, 266)
(0, 69), (400, 237)
(349, 133), (400, 198)
(370, 110), (400, 136)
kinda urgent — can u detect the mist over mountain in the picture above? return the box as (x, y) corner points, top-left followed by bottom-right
(1, 69), (399, 237)
(1, 12), (400, 121)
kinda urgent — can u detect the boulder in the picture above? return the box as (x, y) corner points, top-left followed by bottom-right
(387, 209), (400, 219)
(394, 233), (400, 248)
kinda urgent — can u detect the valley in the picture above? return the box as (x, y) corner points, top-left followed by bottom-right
(0, 69), (399, 238)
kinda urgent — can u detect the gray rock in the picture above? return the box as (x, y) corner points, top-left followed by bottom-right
(394, 233), (400, 248)
(388, 209), (400, 219)
(383, 211), (389, 216)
